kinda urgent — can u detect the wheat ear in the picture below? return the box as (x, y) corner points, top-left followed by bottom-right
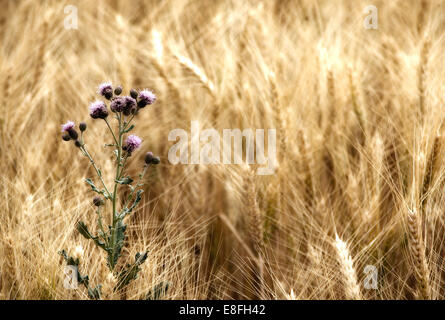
(243, 167), (264, 298)
(421, 132), (441, 211)
(407, 208), (431, 299)
(173, 52), (216, 98)
(333, 235), (362, 300)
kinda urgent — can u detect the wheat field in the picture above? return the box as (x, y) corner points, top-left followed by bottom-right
(1, 0), (445, 300)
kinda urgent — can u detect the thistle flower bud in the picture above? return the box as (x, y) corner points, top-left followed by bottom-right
(110, 97), (125, 113)
(144, 152), (154, 164)
(144, 152), (160, 165)
(89, 101), (109, 119)
(124, 135), (142, 153)
(138, 89), (156, 108)
(98, 82), (113, 100)
(74, 140), (82, 148)
(130, 88), (138, 99)
(114, 86), (122, 95)
(93, 196), (105, 206)
(62, 134), (71, 141)
(79, 122), (87, 131)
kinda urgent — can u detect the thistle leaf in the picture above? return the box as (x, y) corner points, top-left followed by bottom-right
(107, 220), (127, 269)
(77, 221), (93, 239)
(146, 281), (170, 300)
(123, 124), (135, 133)
(114, 251), (148, 291)
(115, 176), (134, 185)
(88, 285), (102, 300)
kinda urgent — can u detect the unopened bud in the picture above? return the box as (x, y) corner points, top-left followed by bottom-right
(144, 152), (154, 164)
(114, 86), (122, 95)
(62, 134), (71, 141)
(130, 89), (138, 99)
(152, 156), (160, 165)
(93, 196), (105, 206)
(74, 140), (82, 148)
(79, 122), (87, 131)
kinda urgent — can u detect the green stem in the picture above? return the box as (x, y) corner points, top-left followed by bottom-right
(122, 164), (149, 211)
(104, 118), (118, 145)
(96, 206), (107, 246)
(110, 113), (123, 270)
(80, 145), (112, 199)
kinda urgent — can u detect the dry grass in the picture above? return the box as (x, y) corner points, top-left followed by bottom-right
(1, 0), (445, 300)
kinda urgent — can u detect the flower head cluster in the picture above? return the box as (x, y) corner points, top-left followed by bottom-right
(89, 101), (109, 119)
(59, 82), (163, 299)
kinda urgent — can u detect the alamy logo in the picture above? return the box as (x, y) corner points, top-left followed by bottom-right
(363, 5), (378, 30)
(168, 121), (277, 175)
(64, 5), (78, 30)
(363, 265), (378, 289)
(63, 265), (78, 289)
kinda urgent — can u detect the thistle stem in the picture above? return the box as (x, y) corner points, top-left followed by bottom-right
(96, 206), (107, 246)
(80, 145), (112, 199)
(104, 118), (118, 145)
(122, 164), (149, 211)
(110, 113), (123, 270)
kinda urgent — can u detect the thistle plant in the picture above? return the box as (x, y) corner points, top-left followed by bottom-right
(59, 82), (164, 299)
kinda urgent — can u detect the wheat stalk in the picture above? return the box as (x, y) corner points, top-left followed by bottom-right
(418, 38), (430, 121)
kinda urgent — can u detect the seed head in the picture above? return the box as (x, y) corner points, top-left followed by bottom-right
(125, 135), (142, 153)
(98, 82), (113, 100)
(79, 122), (87, 131)
(138, 89), (156, 108)
(89, 101), (109, 119)
(110, 97), (125, 113)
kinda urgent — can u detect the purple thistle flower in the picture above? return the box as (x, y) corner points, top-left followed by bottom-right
(61, 121), (75, 133)
(61, 121), (78, 140)
(125, 135), (142, 153)
(89, 101), (109, 119)
(98, 82), (113, 99)
(122, 96), (137, 115)
(110, 97), (125, 113)
(138, 89), (156, 108)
